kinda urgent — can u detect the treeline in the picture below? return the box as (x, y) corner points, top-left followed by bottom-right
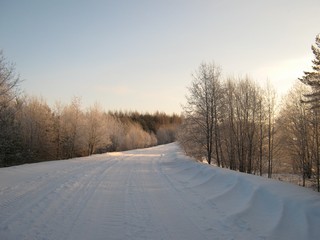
(177, 63), (319, 187)
(177, 63), (277, 177)
(0, 52), (181, 167)
(110, 110), (181, 145)
(1, 96), (181, 167)
(178, 34), (320, 191)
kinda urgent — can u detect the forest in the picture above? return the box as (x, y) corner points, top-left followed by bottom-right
(0, 52), (181, 167)
(178, 35), (320, 191)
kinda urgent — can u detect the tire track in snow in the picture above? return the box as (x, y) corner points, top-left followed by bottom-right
(0, 162), (94, 227)
(64, 159), (122, 240)
(122, 150), (211, 240)
(0, 158), (118, 240)
(124, 155), (168, 240)
(66, 155), (132, 240)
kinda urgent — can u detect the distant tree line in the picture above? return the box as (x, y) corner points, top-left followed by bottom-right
(0, 51), (181, 167)
(178, 34), (320, 191)
(109, 110), (181, 145)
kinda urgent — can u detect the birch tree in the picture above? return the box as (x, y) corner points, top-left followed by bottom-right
(232, 77), (261, 173)
(183, 62), (223, 165)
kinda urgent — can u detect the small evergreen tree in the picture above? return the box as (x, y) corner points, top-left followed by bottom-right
(299, 34), (320, 108)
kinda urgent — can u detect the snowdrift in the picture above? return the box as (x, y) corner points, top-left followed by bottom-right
(160, 146), (320, 239)
(0, 143), (319, 239)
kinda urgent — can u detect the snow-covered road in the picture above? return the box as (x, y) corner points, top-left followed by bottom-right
(0, 143), (319, 240)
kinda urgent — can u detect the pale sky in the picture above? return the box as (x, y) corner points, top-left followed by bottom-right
(1, 0), (319, 113)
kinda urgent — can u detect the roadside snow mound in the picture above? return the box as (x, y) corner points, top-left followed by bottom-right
(161, 147), (320, 239)
(0, 143), (319, 239)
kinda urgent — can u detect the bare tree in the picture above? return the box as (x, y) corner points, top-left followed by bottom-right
(182, 62), (224, 165)
(265, 81), (277, 178)
(230, 77), (262, 173)
(176, 115), (207, 161)
(223, 78), (237, 169)
(0, 51), (22, 166)
(280, 83), (313, 186)
(52, 102), (64, 159)
(0, 51), (20, 112)
(257, 94), (265, 176)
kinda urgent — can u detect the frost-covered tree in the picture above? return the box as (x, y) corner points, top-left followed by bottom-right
(0, 51), (20, 111)
(156, 125), (177, 145)
(265, 81), (277, 178)
(182, 62), (223, 165)
(18, 96), (54, 162)
(60, 97), (85, 158)
(232, 77), (262, 173)
(280, 83), (314, 186)
(0, 51), (23, 166)
(85, 103), (109, 155)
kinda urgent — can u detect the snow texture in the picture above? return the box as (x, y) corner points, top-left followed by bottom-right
(0, 143), (319, 240)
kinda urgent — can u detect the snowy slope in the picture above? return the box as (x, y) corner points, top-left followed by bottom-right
(0, 143), (319, 240)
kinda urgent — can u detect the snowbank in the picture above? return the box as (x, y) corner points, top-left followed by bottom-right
(162, 146), (320, 239)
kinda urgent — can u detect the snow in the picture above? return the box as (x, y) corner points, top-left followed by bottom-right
(0, 143), (319, 240)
